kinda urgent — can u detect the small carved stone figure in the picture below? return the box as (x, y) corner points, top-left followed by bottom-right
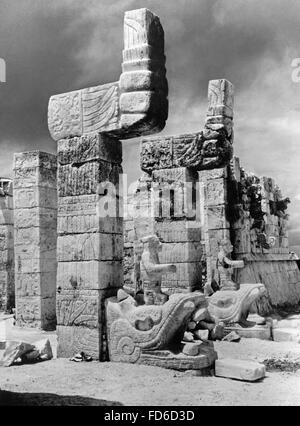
(214, 239), (244, 291)
(140, 235), (176, 305)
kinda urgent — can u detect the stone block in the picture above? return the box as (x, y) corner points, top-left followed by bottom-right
(58, 213), (123, 236)
(163, 262), (202, 291)
(207, 79), (234, 118)
(273, 328), (300, 343)
(56, 325), (101, 359)
(199, 167), (228, 181)
(16, 296), (56, 330)
(15, 272), (56, 298)
(13, 166), (57, 189)
(159, 242), (202, 263)
(274, 315), (300, 329)
(224, 324), (271, 340)
(57, 134), (122, 166)
(15, 257), (56, 275)
(206, 205), (229, 230)
(14, 187), (57, 210)
(1, 341), (35, 367)
(57, 290), (101, 328)
(58, 162), (122, 197)
(57, 260), (123, 291)
(57, 233), (123, 262)
(13, 208), (57, 230)
(205, 178), (227, 206)
(215, 359), (266, 382)
(14, 151), (57, 171)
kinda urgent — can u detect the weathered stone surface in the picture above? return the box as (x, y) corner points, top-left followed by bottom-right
(15, 297), (56, 330)
(15, 272), (56, 298)
(57, 233), (123, 262)
(13, 187), (57, 210)
(57, 134), (122, 165)
(22, 338), (53, 362)
(140, 79), (233, 172)
(57, 290), (101, 328)
(0, 179), (14, 312)
(1, 341), (35, 367)
(154, 220), (202, 243)
(159, 242), (202, 263)
(162, 262), (202, 292)
(48, 8), (168, 142)
(222, 331), (241, 342)
(141, 131), (233, 172)
(57, 260), (123, 291)
(58, 162), (122, 197)
(273, 328), (300, 343)
(56, 325), (101, 359)
(224, 324), (271, 340)
(57, 194), (123, 235)
(194, 329), (209, 342)
(273, 314), (300, 329)
(208, 284), (267, 325)
(215, 359), (265, 382)
(14, 151), (57, 171)
(107, 292), (217, 370)
(14, 151), (57, 330)
(236, 259), (300, 307)
(55, 133), (124, 359)
(182, 342), (203, 356)
(207, 79), (234, 118)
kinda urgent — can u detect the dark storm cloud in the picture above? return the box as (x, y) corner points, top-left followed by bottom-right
(0, 0), (300, 241)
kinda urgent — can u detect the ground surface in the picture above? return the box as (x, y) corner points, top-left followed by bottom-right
(1, 323), (300, 406)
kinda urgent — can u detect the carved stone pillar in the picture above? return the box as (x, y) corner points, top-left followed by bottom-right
(0, 178), (14, 312)
(48, 8), (168, 359)
(13, 151), (57, 330)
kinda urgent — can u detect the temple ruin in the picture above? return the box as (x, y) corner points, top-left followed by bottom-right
(0, 7), (300, 373)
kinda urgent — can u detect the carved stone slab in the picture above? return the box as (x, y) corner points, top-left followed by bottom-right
(207, 79), (234, 118)
(48, 9), (168, 142)
(140, 79), (234, 172)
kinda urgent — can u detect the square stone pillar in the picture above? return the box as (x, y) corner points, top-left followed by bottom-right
(198, 167), (231, 287)
(56, 134), (123, 360)
(0, 179), (14, 312)
(13, 151), (57, 330)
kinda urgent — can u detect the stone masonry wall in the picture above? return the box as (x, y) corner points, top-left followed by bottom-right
(200, 156), (300, 307)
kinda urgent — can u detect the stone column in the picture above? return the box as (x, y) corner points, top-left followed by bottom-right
(56, 134), (123, 360)
(13, 151), (57, 330)
(0, 179), (14, 312)
(199, 167), (231, 287)
(198, 79), (234, 289)
(48, 8), (168, 360)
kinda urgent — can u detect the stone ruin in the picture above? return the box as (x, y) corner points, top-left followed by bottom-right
(0, 178), (14, 313)
(0, 8), (300, 372)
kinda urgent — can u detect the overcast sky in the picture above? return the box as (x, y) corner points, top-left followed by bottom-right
(0, 0), (300, 246)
